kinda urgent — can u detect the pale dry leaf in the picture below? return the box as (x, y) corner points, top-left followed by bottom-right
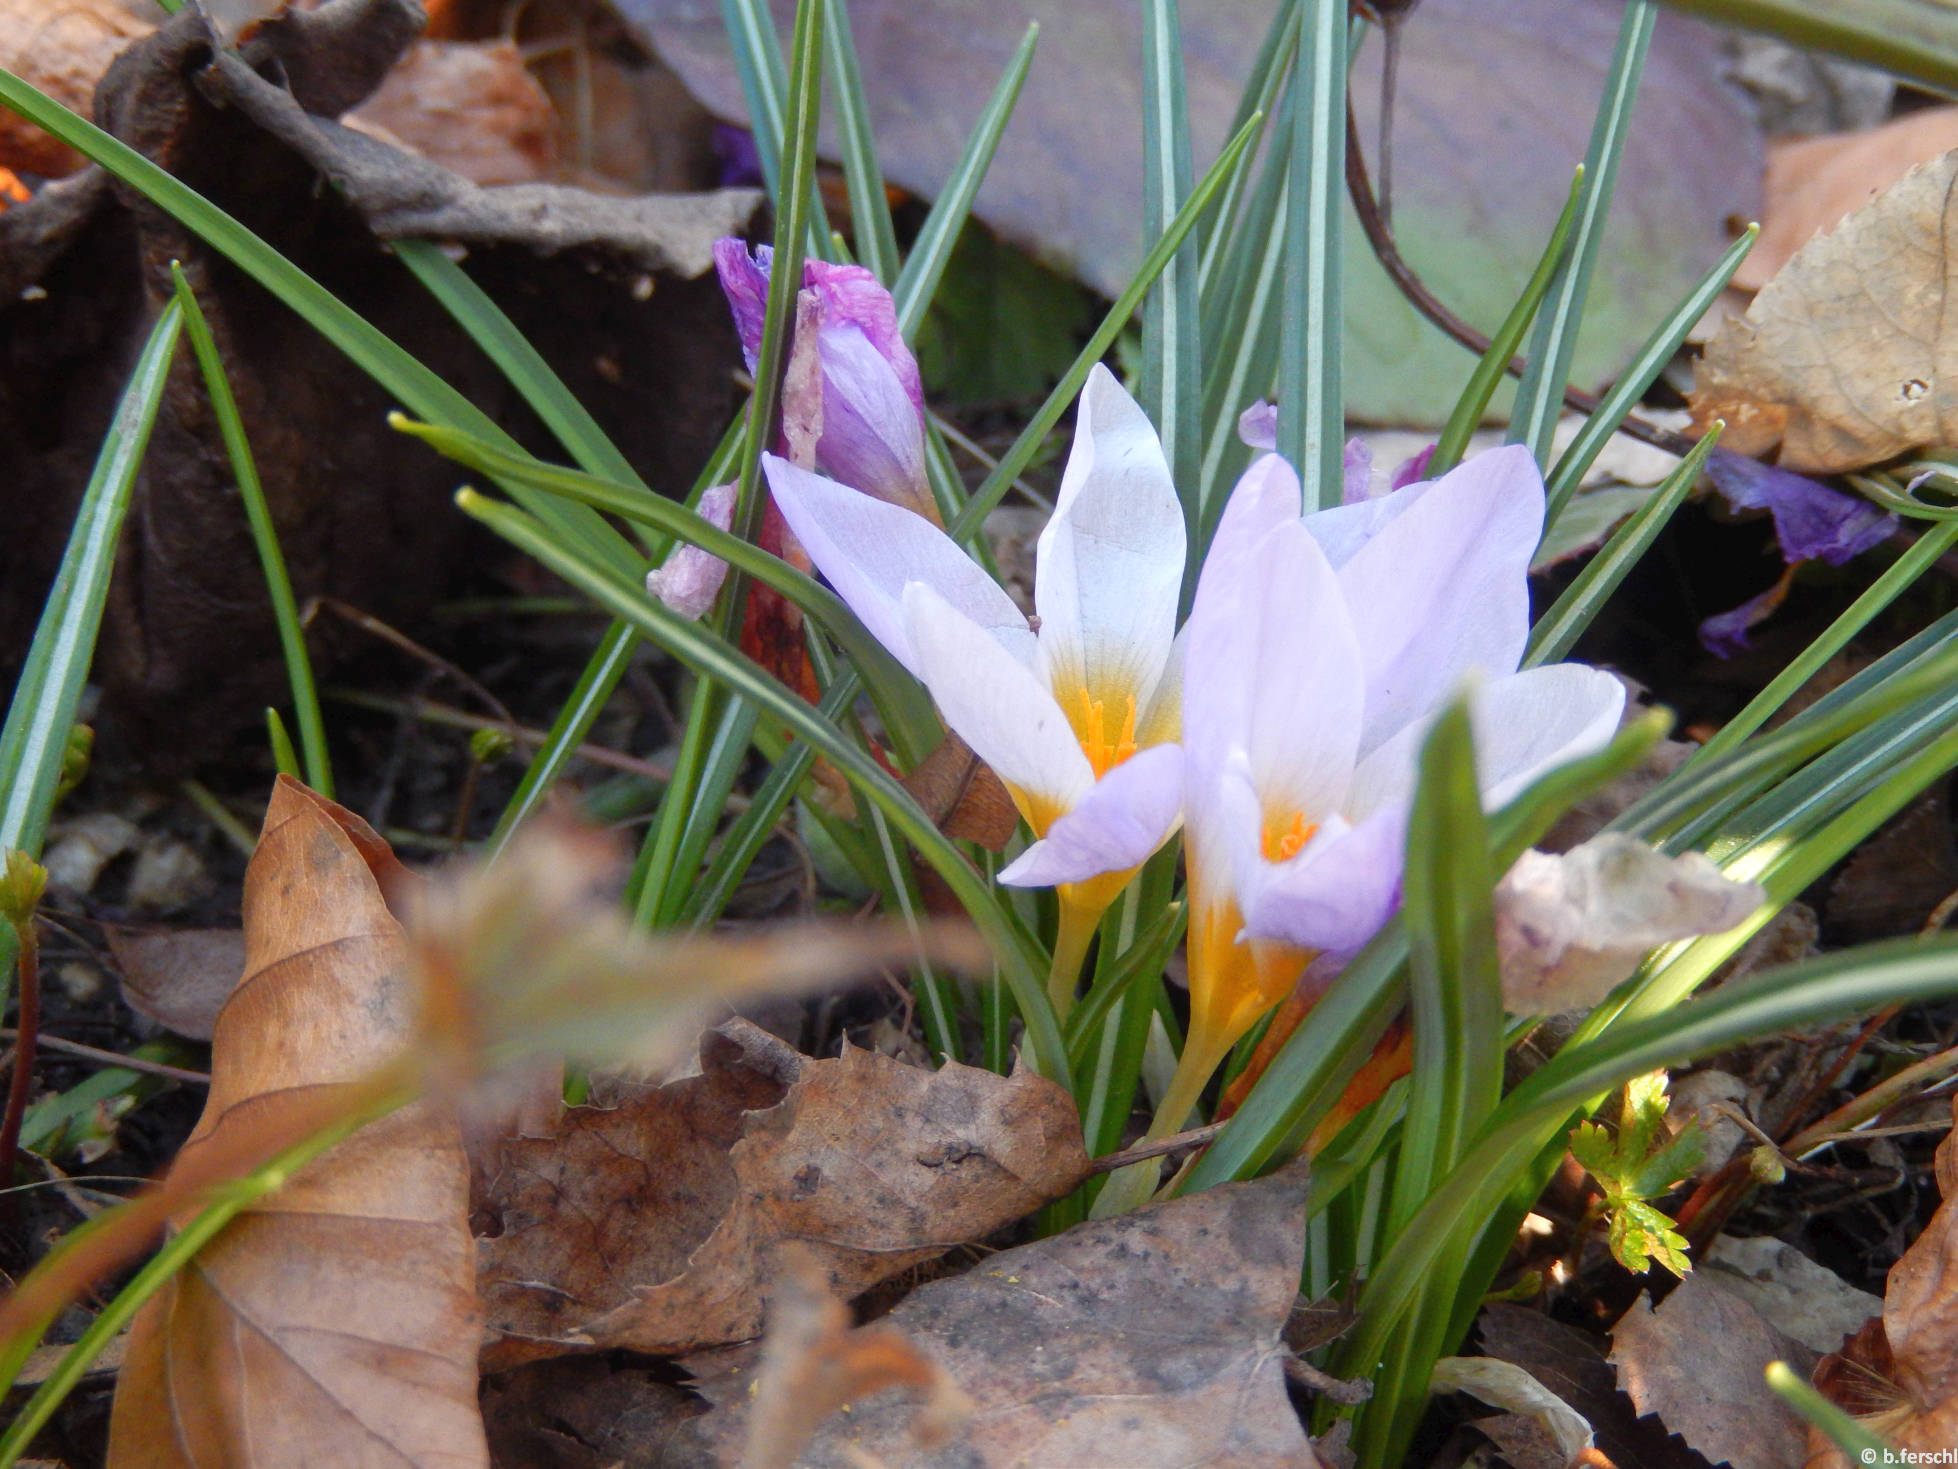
(1692, 148), (1958, 472)
(476, 1019), (1088, 1367)
(346, 39), (560, 187)
(1704, 1235), (1884, 1358)
(106, 776), (486, 1469)
(1741, 108), (1958, 292)
(1496, 834), (1764, 1016)
(1609, 1275), (1811, 1469)
(0, 0), (154, 175)
(738, 1244), (969, 1469)
(1430, 1356), (1593, 1462)
(106, 926), (244, 1041)
(688, 1161), (1323, 1468)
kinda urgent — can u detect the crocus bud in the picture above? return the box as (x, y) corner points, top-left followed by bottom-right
(712, 239), (935, 523)
(646, 483), (737, 622)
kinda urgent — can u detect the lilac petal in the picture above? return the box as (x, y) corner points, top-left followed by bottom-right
(1191, 454), (1303, 634)
(1299, 473), (1434, 569)
(764, 455), (1033, 677)
(1336, 444), (1544, 754)
(903, 583), (1094, 821)
(1348, 664), (1625, 820)
(809, 315), (933, 519)
(804, 260), (924, 414)
(1237, 400), (1278, 450)
(1342, 438), (1375, 505)
(1707, 449), (1897, 567)
(1699, 566), (1795, 659)
(1239, 801), (1408, 956)
(1389, 444), (1436, 492)
(1034, 364), (1184, 716)
(712, 124), (765, 189)
(713, 237), (770, 374)
(645, 483), (736, 621)
(1187, 520), (1363, 826)
(998, 743), (1184, 887)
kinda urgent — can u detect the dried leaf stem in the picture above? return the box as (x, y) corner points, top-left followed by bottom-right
(0, 911), (41, 1212)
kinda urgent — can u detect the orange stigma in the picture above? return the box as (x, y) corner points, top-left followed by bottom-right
(1075, 688), (1139, 778)
(1262, 810), (1317, 863)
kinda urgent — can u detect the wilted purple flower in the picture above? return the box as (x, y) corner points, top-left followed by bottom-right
(1699, 450), (1898, 655)
(712, 239), (934, 523)
(1237, 400), (1278, 450)
(646, 483), (737, 621)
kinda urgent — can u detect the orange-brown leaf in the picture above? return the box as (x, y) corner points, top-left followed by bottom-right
(105, 777), (485, 1469)
(0, 0), (154, 176)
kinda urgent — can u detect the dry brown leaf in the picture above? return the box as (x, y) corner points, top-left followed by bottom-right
(900, 731), (1019, 853)
(346, 39), (559, 186)
(1741, 108), (1958, 292)
(105, 777), (486, 1468)
(105, 926), (244, 1041)
(1809, 1098), (1958, 1465)
(479, 1357), (712, 1469)
(687, 1161), (1323, 1467)
(1609, 1275), (1811, 1469)
(1691, 148), (1958, 472)
(737, 1244), (969, 1469)
(0, 0), (154, 176)
(476, 1019), (1087, 1367)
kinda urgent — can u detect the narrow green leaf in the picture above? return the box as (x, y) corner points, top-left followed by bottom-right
(1277, 0), (1347, 509)
(1764, 1360), (1898, 1461)
(1508, 1), (1656, 466)
(1525, 425), (1719, 666)
(265, 708), (302, 783)
(1429, 168), (1585, 476)
(822, 0), (900, 284)
(1655, 0), (1958, 96)
(1140, 0), (1202, 518)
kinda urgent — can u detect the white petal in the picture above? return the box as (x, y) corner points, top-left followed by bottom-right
(765, 455), (1033, 678)
(904, 582), (1094, 820)
(1336, 444), (1545, 754)
(1301, 473), (1434, 568)
(1033, 364), (1185, 711)
(997, 743), (1184, 887)
(1239, 802), (1409, 956)
(1347, 664), (1627, 820)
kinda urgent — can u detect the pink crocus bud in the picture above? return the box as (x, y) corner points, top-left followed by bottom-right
(645, 483), (738, 622)
(712, 239), (936, 523)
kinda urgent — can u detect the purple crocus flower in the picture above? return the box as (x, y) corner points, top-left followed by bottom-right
(712, 239), (935, 523)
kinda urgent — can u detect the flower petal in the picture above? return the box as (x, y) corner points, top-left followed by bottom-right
(1239, 800), (1409, 955)
(1033, 364), (1185, 712)
(997, 742), (1184, 887)
(764, 455), (1033, 678)
(644, 482), (736, 621)
(1342, 437), (1374, 505)
(1186, 519), (1363, 828)
(1348, 663), (1626, 819)
(713, 237), (770, 375)
(1335, 444), (1544, 753)
(810, 318), (933, 518)
(1237, 399), (1278, 450)
(1708, 449), (1897, 567)
(903, 582), (1094, 821)
(1202, 452), (1303, 590)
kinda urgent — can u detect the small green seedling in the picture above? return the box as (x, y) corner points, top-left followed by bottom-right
(1570, 1069), (1706, 1277)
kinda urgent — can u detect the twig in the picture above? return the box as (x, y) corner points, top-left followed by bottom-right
(0, 1029), (210, 1085)
(304, 596), (516, 726)
(1284, 1354), (1373, 1405)
(1343, 99), (1698, 461)
(1089, 1122), (1226, 1176)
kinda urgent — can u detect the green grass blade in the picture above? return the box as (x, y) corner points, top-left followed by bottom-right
(1507, 0), (1657, 466)
(1543, 225), (1757, 524)
(1765, 1361), (1898, 1461)
(1195, 0), (1300, 289)
(891, 24), (1039, 338)
(1524, 426), (1718, 666)
(1655, 0), (1958, 95)
(265, 708), (302, 783)
(947, 110), (1263, 543)
(1277, 0), (1347, 510)
(0, 300), (181, 860)
(720, 0), (829, 251)
(1141, 0), (1202, 517)
(1428, 169), (1585, 476)
(822, 0), (900, 284)
(170, 266), (331, 796)
(455, 488), (1070, 1081)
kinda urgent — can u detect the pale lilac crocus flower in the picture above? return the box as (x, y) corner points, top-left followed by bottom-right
(764, 365), (1187, 1014)
(1159, 444), (1624, 1145)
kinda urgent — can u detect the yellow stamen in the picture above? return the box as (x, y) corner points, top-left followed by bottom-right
(1262, 810), (1317, 863)
(1075, 688), (1139, 778)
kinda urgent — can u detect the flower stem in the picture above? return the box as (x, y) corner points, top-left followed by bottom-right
(0, 912), (40, 1211)
(1089, 1026), (1235, 1217)
(1046, 895), (1102, 1021)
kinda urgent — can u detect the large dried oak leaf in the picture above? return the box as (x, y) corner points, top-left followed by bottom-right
(475, 1021), (1088, 1366)
(105, 778), (485, 1469)
(1692, 149), (1958, 473)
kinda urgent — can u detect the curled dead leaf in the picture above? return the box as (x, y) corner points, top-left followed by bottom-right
(475, 1019), (1088, 1367)
(345, 39), (560, 186)
(1692, 148), (1958, 472)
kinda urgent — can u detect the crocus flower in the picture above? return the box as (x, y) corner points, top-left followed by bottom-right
(714, 239), (936, 522)
(763, 365), (1187, 1012)
(1167, 444), (1625, 1132)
